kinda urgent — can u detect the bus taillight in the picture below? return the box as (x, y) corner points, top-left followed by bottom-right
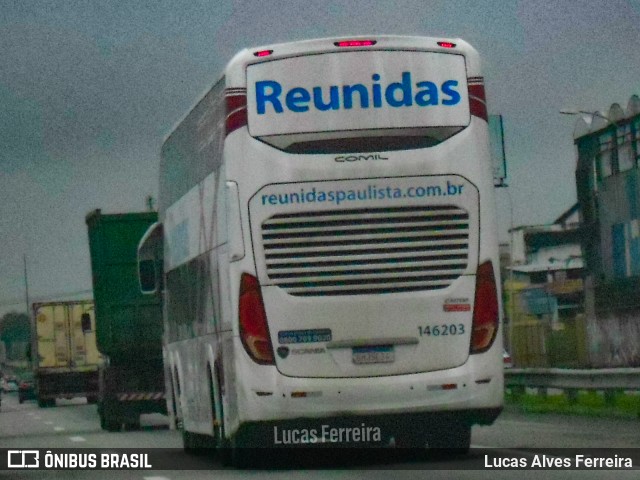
(470, 261), (499, 354)
(239, 273), (275, 365)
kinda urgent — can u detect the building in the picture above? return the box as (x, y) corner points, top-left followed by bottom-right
(503, 205), (586, 367)
(572, 94), (640, 367)
(510, 203), (583, 283)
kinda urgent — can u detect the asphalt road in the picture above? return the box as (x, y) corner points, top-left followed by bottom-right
(0, 391), (638, 479)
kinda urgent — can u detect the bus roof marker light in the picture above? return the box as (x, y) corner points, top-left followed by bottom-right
(254, 49), (273, 57)
(437, 41), (456, 48)
(334, 40), (377, 47)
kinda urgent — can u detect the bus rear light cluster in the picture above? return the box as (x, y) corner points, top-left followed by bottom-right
(239, 273), (275, 364)
(470, 260), (499, 354)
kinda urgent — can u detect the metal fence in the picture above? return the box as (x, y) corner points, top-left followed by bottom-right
(504, 367), (640, 409)
(505, 368), (640, 391)
(504, 279), (589, 368)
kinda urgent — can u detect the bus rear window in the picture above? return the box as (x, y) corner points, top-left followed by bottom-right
(246, 51), (470, 149)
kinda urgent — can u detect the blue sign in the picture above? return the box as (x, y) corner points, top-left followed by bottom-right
(255, 72), (461, 115)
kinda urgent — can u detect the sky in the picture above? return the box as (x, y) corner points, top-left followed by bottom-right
(1, 0), (639, 315)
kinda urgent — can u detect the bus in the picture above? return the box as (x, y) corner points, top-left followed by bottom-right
(138, 35), (503, 464)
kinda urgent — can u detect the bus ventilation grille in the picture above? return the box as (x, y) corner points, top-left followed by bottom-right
(261, 205), (470, 296)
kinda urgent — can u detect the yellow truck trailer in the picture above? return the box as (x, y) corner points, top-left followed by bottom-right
(31, 300), (102, 407)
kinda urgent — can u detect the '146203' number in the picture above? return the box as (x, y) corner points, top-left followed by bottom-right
(418, 324), (465, 337)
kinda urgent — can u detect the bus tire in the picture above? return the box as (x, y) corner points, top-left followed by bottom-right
(217, 417), (233, 466)
(212, 375), (232, 466)
(230, 436), (250, 469)
(182, 429), (198, 454)
(429, 422), (471, 455)
(104, 414), (122, 432)
(218, 441), (232, 467)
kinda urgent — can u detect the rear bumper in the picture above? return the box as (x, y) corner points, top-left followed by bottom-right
(98, 397), (167, 421)
(233, 408), (501, 448)
(36, 370), (99, 398)
(231, 344), (504, 429)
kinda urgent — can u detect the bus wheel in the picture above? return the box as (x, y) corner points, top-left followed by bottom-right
(218, 432), (232, 466)
(182, 429), (198, 453)
(429, 422), (471, 455)
(230, 436), (251, 469)
(212, 376), (232, 465)
(394, 430), (429, 460)
(395, 433), (427, 448)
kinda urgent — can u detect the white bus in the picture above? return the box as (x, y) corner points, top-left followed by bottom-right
(139, 35), (503, 464)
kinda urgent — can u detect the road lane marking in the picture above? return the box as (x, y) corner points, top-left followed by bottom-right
(44, 421), (53, 425)
(54, 426), (65, 431)
(144, 477), (172, 480)
(69, 436), (86, 442)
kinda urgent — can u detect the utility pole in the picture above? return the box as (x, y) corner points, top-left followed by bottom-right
(23, 254), (30, 315)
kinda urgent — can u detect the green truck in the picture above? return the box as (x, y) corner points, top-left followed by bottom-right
(86, 209), (166, 431)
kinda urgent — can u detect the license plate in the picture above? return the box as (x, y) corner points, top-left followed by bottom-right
(352, 345), (395, 364)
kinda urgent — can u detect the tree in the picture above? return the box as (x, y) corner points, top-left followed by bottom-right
(0, 312), (31, 360)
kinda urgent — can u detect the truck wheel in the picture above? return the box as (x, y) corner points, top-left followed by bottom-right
(104, 415), (122, 432)
(124, 420), (141, 431)
(38, 398), (54, 408)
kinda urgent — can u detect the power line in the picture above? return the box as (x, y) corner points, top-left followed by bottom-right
(0, 289), (93, 308)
